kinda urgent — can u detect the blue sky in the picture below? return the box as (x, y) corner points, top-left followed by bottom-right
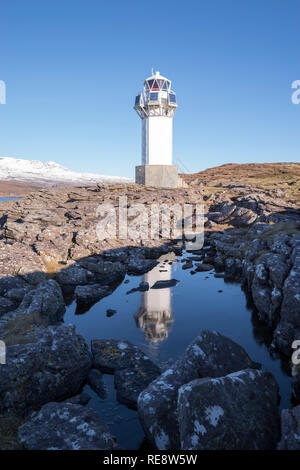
(0, 0), (299, 177)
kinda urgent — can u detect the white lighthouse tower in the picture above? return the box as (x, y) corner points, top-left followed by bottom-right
(134, 71), (179, 188)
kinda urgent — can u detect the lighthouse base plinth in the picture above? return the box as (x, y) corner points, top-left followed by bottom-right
(135, 165), (178, 188)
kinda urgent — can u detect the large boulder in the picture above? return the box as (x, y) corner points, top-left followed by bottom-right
(16, 279), (65, 324)
(277, 406), (300, 450)
(18, 402), (120, 450)
(138, 330), (260, 450)
(0, 325), (91, 415)
(91, 339), (161, 409)
(178, 369), (280, 450)
(0, 280), (66, 343)
(54, 264), (91, 285)
(75, 284), (112, 305)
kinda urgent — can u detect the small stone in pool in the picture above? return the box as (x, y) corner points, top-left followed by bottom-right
(106, 309), (117, 317)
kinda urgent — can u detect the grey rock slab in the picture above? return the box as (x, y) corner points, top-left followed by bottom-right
(178, 369), (280, 450)
(138, 330), (260, 449)
(18, 402), (120, 450)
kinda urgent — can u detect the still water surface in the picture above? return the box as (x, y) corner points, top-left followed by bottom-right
(0, 197), (21, 202)
(64, 252), (292, 450)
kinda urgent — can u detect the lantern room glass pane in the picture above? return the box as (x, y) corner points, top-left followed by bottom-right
(169, 93), (176, 103)
(149, 92), (159, 101)
(147, 80), (154, 90)
(135, 94), (141, 106)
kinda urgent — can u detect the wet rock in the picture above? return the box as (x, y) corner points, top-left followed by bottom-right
(151, 279), (179, 289)
(178, 369), (280, 450)
(87, 369), (108, 399)
(77, 259), (126, 284)
(126, 281), (149, 295)
(18, 402), (120, 450)
(91, 339), (157, 374)
(139, 281), (149, 291)
(106, 308), (117, 317)
(91, 339), (161, 408)
(277, 406), (300, 450)
(0, 324), (91, 415)
(224, 257), (242, 280)
(138, 330), (260, 450)
(75, 284), (112, 305)
(182, 260), (193, 270)
(17, 279), (66, 324)
(114, 361), (161, 409)
(55, 264), (91, 286)
(127, 256), (157, 275)
(195, 263), (214, 272)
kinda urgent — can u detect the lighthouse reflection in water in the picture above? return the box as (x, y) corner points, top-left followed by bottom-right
(134, 253), (176, 351)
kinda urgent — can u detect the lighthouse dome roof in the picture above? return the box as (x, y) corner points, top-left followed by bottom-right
(144, 70), (170, 82)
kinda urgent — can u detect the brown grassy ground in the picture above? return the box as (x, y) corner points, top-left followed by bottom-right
(0, 180), (40, 197)
(184, 162), (300, 204)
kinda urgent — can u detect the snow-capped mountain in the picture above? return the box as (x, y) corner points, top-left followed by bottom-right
(0, 157), (132, 185)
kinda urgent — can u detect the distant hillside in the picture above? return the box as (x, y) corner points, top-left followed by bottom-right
(184, 162), (300, 204)
(0, 157), (133, 187)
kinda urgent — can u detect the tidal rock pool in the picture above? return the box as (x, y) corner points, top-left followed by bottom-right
(64, 252), (292, 450)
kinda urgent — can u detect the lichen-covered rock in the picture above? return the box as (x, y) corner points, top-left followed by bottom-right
(224, 257), (242, 280)
(54, 264), (91, 285)
(0, 325), (91, 415)
(18, 402), (120, 450)
(277, 406), (300, 450)
(114, 360), (161, 409)
(91, 339), (153, 373)
(0, 280), (66, 337)
(75, 284), (112, 305)
(138, 330), (260, 450)
(91, 339), (160, 408)
(127, 256), (157, 275)
(177, 369), (280, 450)
(17, 279), (66, 324)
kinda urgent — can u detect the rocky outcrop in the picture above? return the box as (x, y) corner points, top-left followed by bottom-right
(178, 369), (280, 450)
(277, 406), (300, 450)
(138, 330), (260, 450)
(75, 284), (112, 305)
(0, 325), (91, 415)
(18, 402), (120, 450)
(91, 339), (161, 409)
(210, 227), (300, 356)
